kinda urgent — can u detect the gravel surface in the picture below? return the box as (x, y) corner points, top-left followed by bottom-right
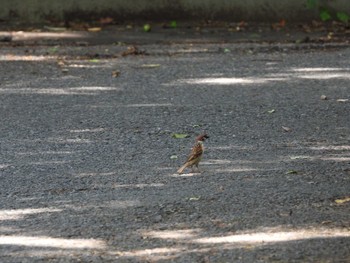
(0, 34), (349, 262)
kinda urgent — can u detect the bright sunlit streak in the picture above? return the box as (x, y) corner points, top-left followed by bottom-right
(0, 236), (106, 249)
(195, 229), (350, 244)
(0, 208), (62, 221)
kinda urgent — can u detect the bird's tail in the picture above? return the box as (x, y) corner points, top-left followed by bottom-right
(177, 163), (188, 174)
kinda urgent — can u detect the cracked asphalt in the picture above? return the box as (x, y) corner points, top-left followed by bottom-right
(0, 27), (349, 262)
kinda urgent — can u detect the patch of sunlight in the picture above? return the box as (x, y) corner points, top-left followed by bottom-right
(320, 157), (350, 162)
(76, 172), (116, 177)
(113, 183), (165, 189)
(100, 200), (141, 209)
(143, 229), (201, 240)
(291, 67), (346, 72)
(0, 86), (120, 95)
(90, 103), (172, 108)
(182, 77), (268, 85)
(310, 145), (350, 151)
(7, 31), (87, 41)
(124, 103), (173, 107)
(70, 87), (120, 91)
(0, 235), (106, 249)
(0, 208), (62, 221)
(47, 137), (92, 144)
(70, 128), (106, 133)
(29, 161), (70, 165)
(16, 151), (74, 156)
(194, 228), (350, 244)
(298, 73), (350, 79)
(170, 173), (198, 178)
(214, 167), (258, 173)
(119, 247), (185, 257)
(67, 64), (107, 68)
(202, 159), (233, 164)
(0, 55), (57, 61)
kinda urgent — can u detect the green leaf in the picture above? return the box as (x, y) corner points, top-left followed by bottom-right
(337, 12), (349, 23)
(172, 133), (189, 139)
(286, 170), (298, 174)
(48, 46), (59, 54)
(320, 8), (332, 21)
(89, 59), (100, 63)
(267, 109), (275, 114)
(143, 24), (151, 32)
(170, 20), (177, 28)
(189, 196), (201, 201)
(306, 0), (317, 9)
(170, 155), (178, 159)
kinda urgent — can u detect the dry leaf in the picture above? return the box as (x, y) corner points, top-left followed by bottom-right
(112, 70), (120, 78)
(282, 126), (291, 132)
(141, 64), (160, 68)
(88, 27), (102, 32)
(337, 99), (349, 103)
(334, 196), (350, 204)
(121, 46), (145, 56)
(100, 17), (114, 25)
(267, 109), (275, 114)
(172, 133), (189, 139)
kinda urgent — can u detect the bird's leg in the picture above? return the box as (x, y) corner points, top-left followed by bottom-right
(195, 164), (201, 173)
(191, 165), (195, 173)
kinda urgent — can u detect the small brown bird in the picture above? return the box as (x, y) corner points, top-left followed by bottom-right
(177, 133), (209, 174)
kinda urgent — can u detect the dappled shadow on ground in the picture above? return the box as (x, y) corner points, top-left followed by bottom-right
(0, 48), (349, 261)
(1, 138), (349, 261)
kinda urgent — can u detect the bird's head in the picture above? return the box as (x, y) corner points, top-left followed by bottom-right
(196, 133), (209, 142)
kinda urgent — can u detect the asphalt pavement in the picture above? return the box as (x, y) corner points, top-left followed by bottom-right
(0, 26), (349, 262)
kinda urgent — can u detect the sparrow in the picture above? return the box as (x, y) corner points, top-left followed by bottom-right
(177, 133), (209, 174)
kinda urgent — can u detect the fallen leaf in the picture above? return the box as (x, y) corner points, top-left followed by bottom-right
(112, 70), (120, 77)
(282, 126), (291, 132)
(88, 27), (102, 32)
(170, 20), (177, 28)
(141, 64), (160, 68)
(334, 196), (350, 204)
(121, 46), (145, 56)
(89, 59), (100, 63)
(143, 24), (151, 32)
(189, 196), (201, 201)
(172, 133), (189, 139)
(286, 170), (298, 174)
(320, 95), (328, 100)
(267, 109), (275, 114)
(337, 99), (349, 103)
(170, 155), (178, 159)
(193, 124), (201, 128)
(100, 17), (114, 25)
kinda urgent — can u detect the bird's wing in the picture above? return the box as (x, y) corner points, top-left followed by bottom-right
(185, 143), (203, 163)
